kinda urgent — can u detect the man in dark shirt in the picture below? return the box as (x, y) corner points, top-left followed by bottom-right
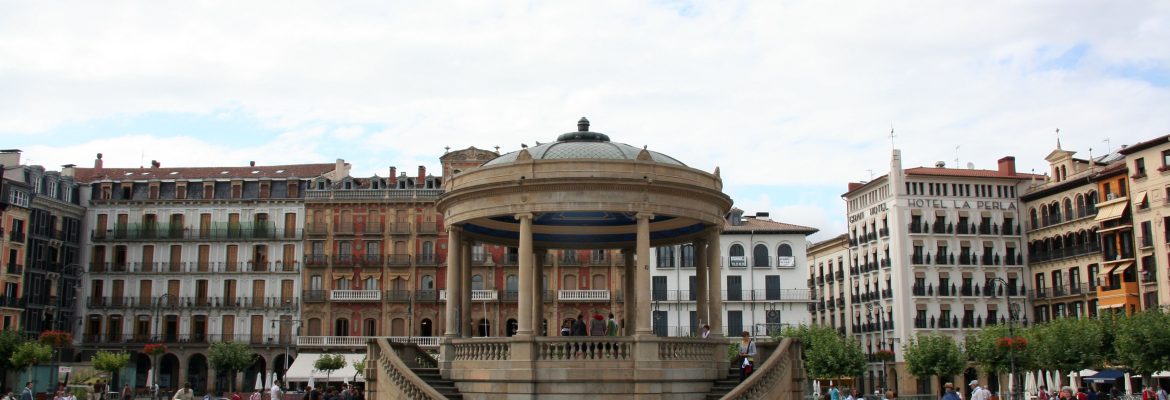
(572, 314), (587, 336)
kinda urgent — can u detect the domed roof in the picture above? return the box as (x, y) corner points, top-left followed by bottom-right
(483, 118), (686, 167)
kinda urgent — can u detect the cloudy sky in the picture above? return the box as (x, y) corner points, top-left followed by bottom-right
(2, 1), (1168, 241)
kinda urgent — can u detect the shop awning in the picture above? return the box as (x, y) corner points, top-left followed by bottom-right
(1098, 262), (1133, 277)
(1136, 191), (1148, 206)
(1094, 199), (1129, 222)
(1084, 369), (1125, 383)
(284, 353), (367, 383)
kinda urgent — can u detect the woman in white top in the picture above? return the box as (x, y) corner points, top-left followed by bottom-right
(737, 331), (757, 382)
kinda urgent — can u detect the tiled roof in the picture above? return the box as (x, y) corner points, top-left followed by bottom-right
(905, 167), (1043, 180)
(73, 164), (336, 183)
(723, 217), (818, 235)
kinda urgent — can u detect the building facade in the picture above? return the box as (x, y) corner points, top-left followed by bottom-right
(0, 151), (33, 330)
(808, 234), (849, 335)
(75, 155), (343, 393)
(842, 151), (1034, 395)
(1117, 135), (1170, 310)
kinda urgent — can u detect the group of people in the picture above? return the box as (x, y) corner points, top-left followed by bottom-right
(559, 314), (620, 336)
(300, 384), (361, 400)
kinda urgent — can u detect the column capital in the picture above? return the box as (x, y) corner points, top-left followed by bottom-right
(635, 212), (655, 220)
(446, 223), (463, 233)
(515, 212), (534, 220)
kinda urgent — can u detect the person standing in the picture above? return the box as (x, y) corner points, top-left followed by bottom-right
(172, 383), (193, 400)
(20, 382), (33, 400)
(829, 383), (840, 400)
(559, 321), (571, 336)
(944, 383), (961, 400)
(1156, 386), (1167, 400)
(119, 384), (131, 400)
(701, 325), (711, 339)
(572, 314), (587, 336)
(269, 381), (282, 400)
(606, 314), (618, 336)
(1059, 387), (1077, 400)
(736, 331), (756, 382)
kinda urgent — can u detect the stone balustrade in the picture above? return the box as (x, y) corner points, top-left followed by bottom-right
(368, 339), (447, 400)
(557, 289), (611, 301)
(535, 337), (633, 360)
(658, 337), (718, 361)
(330, 290), (382, 301)
(721, 337), (805, 400)
(452, 339), (511, 361)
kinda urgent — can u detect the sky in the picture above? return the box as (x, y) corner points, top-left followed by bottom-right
(2, 1), (1169, 242)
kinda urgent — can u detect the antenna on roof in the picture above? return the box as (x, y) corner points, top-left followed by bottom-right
(444, 146), (450, 154)
(889, 125), (896, 149)
(866, 169), (875, 179)
(1055, 128), (1062, 150)
(954, 145), (961, 168)
(1102, 138), (1112, 154)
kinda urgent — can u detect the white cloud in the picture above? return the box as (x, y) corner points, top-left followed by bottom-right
(1, 1), (1169, 237)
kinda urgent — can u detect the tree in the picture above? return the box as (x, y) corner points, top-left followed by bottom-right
(351, 357), (366, 382)
(0, 330), (29, 390)
(1026, 317), (1109, 371)
(903, 334), (965, 393)
(966, 324), (1035, 376)
(209, 341), (255, 392)
(9, 341), (52, 383)
(92, 351), (131, 387)
(1114, 310), (1170, 384)
(779, 325), (866, 380)
(313, 354), (346, 387)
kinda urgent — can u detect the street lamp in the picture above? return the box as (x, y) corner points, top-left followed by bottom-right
(987, 277), (1020, 400)
(154, 294), (172, 342)
(270, 318), (304, 386)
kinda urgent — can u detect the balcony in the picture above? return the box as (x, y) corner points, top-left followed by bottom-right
(334, 223), (356, 236)
(472, 253), (492, 266)
(390, 223), (411, 234)
(296, 335), (440, 349)
(752, 256), (772, 268)
(333, 254), (356, 267)
(304, 254), (329, 268)
(363, 222), (384, 234)
(387, 254), (411, 267)
(559, 290), (610, 301)
(83, 333), (296, 346)
(471, 289), (498, 301)
(384, 290), (412, 302)
(417, 222), (438, 234)
(1028, 244), (1101, 263)
(304, 189), (443, 201)
(92, 224), (300, 242)
(305, 223), (328, 236)
(727, 256), (747, 268)
(330, 290), (382, 302)
(416, 253), (439, 266)
(89, 261), (300, 274)
(8, 230), (25, 242)
(415, 290), (440, 302)
(86, 296), (296, 310)
(0, 297), (27, 309)
(303, 290), (327, 303)
(558, 255), (580, 266)
(5, 264), (23, 275)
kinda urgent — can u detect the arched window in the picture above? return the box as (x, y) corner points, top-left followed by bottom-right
(422, 241), (434, 256)
(729, 244), (745, 267)
(1063, 198), (1073, 221)
(592, 274), (606, 290)
(334, 318), (350, 336)
(1029, 208), (1039, 229)
(472, 274), (484, 290)
(1075, 194), (1086, 218)
(777, 243), (794, 267)
(1050, 201), (1061, 223)
(364, 318), (378, 336)
(753, 244), (769, 267)
(506, 274), (519, 295)
(1087, 191), (1098, 213)
(420, 318), (433, 337)
(681, 244), (695, 267)
(421, 275), (434, 290)
(364, 277), (377, 290)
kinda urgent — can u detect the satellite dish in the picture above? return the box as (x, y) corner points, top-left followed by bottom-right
(967, 162), (975, 169)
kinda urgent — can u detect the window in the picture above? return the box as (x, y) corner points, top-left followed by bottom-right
(765, 275), (781, 300)
(471, 274), (484, 291)
(421, 275), (434, 290)
(655, 246), (675, 268)
(652, 276), (667, 301)
(9, 190), (28, 208)
(729, 244), (746, 267)
(777, 244), (794, 267)
(1135, 158), (1147, 176)
(727, 276), (742, 301)
(752, 244), (769, 268)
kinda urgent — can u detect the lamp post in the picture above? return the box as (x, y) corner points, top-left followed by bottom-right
(987, 277), (1020, 400)
(270, 318), (304, 386)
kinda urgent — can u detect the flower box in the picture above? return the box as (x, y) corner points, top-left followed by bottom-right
(39, 330), (73, 347)
(143, 343), (168, 355)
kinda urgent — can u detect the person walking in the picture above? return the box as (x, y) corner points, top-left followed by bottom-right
(119, 384), (132, 400)
(269, 381), (282, 400)
(829, 382), (840, 400)
(172, 383), (193, 400)
(970, 380), (991, 400)
(20, 382), (33, 400)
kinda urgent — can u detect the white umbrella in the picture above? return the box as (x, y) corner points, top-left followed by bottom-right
(146, 368), (154, 388)
(255, 372), (264, 390)
(1068, 371), (1078, 392)
(1009, 372), (1015, 398)
(271, 372), (279, 388)
(1055, 370), (1062, 390)
(308, 376), (315, 390)
(1047, 371), (1056, 392)
(1124, 373), (1133, 395)
(1026, 372), (1036, 399)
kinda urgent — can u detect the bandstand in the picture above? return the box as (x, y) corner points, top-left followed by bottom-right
(366, 119), (805, 399)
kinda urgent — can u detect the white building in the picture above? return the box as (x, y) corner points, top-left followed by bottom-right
(650, 208), (817, 337)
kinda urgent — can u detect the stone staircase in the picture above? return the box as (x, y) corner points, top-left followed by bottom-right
(707, 368), (742, 400)
(411, 367), (464, 400)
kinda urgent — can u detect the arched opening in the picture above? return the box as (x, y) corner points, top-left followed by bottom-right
(729, 244), (744, 267)
(364, 318), (378, 336)
(334, 318), (350, 336)
(390, 318), (405, 336)
(472, 274), (484, 290)
(777, 243), (794, 267)
(273, 353), (291, 386)
(134, 352), (152, 390)
(752, 244), (769, 267)
(160, 353), (180, 389)
(478, 318), (491, 337)
(506, 319), (518, 337)
(506, 274), (519, 297)
(242, 355), (267, 393)
(420, 318), (433, 337)
(187, 353), (209, 395)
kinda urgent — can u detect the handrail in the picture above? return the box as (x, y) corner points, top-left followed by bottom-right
(372, 338), (448, 400)
(721, 337), (801, 400)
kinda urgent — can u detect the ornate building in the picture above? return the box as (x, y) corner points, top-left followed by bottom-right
(0, 149), (34, 331)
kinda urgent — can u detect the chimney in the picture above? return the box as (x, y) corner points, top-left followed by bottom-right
(998, 156), (1017, 176)
(0, 149), (22, 167)
(151, 160), (160, 168)
(756, 212), (770, 219)
(61, 164), (76, 177)
(389, 167), (397, 186)
(94, 153), (103, 169)
(418, 166), (426, 184)
(728, 208), (744, 226)
(249, 161), (255, 167)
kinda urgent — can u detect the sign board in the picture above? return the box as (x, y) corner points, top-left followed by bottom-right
(777, 257), (795, 267)
(58, 366), (72, 374)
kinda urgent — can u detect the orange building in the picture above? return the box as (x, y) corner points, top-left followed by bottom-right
(1092, 161), (1141, 314)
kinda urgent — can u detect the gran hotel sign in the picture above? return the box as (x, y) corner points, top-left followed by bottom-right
(850, 199), (1016, 222)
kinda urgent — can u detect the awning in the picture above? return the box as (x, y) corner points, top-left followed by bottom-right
(1094, 199), (1129, 222)
(1084, 369), (1125, 383)
(285, 353), (366, 383)
(1136, 191), (1148, 206)
(1098, 262), (1133, 277)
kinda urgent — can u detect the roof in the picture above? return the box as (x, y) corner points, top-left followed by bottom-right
(482, 118), (685, 167)
(1117, 134), (1170, 155)
(809, 234), (848, 252)
(723, 217), (818, 235)
(73, 164), (336, 183)
(904, 167), (1042, 180)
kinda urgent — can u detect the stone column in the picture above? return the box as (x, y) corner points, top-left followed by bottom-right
(635, 212), (653, 336)
(706, 227), (724, 337)
(443, 225), (462, 338)
(695, 238), (709, 330)
(532, 249), (546, 335)
(516, 213), (534, 337)
(461, 239), (473, 337)
(622, 249), (635, 335)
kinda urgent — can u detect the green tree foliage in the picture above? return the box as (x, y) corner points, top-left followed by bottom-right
(0, 330), (29, 389)
(209, 342), (256, 392)
(1026, 317), (1109, 371)
(903, 334), (965, 389)
(1114, 310), (1170, 378)
(314, 354), (347, 385)
(966, 324), (1037, 375)
(92, 351), (130, 386)
(351, 357), (366, 381)
(10, 341), (52, 373)
(780, 325), (866, 380)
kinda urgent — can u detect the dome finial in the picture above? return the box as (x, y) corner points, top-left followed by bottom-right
(578, 117), (590, 132)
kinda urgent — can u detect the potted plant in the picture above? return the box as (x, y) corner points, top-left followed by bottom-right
(39, 330), (73, 347)
(875, 349), (895, 361)
(143, 343), (168, 355)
